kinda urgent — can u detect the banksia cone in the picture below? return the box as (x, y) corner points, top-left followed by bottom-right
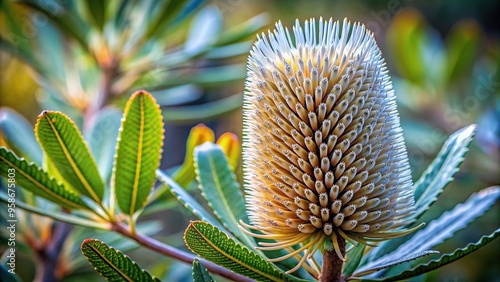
(240, 18), (417, 274)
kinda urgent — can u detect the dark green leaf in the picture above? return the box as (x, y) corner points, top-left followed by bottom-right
(184, 221), (285, 282)
(35, 111), (104, 203)
(192, 258), (214, 282)
(357, 228), (500, 282)
(0, 147), (90, 210)
(0, 263), (20, 282)
(113, 91), (164, 216)
(342, 243), (366, 277)
(84, 0), (106, 31)
(412, 125), (476, 222)
(80, 239), (161, 282)
(194, 143), (253, 247)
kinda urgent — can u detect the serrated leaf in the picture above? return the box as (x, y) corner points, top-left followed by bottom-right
(194, 143), (252, 246)
(412, 125), (476, 222)
(155, 169), (227, 233)
(0, 108), (42, 165)
(192, 258), (214, 282)
(359, 186), (500, 276)
(86, 107), (122, 184)
(35, 111), (104, 203)
(113, 91), (164, 216)
(81, 239), (161, 282)
(0, 147), (90, 210)
(343, 243), (366, 277)
(352, 250), (439, 278)
(184, 221), (285, 282)
(358, 228), (500, 282)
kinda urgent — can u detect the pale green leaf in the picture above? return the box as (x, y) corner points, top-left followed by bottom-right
(80, 239), (161, 282)
(35, 111), (104, 203)
(0, 108), (42, 165)
(357, 228), (500, 282)
(412, 125), (476, 222)
(113, 91), (164, 216)
(0, 147), (90, 210)
(359, 186), (500, 276)
(194, 143), (252, 246)
(192, 258), (214, 282)
(184, 221), (285, 282)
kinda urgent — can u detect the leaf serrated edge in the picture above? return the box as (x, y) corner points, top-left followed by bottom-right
(0, 147), (90, 210)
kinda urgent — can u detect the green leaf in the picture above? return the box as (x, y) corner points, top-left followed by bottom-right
(84, 0), (106, 31)
(0, 193), (109, 229)
(352, 250), (439, 278)
(192, 258), (214, 282)
(194, 143), (253, 247)
(80, 239), (161, 282)
(358, 228), (500, 282)
(155, 169), (226, 233)
(184, 221), (285, 282)
(342, 243), (366, 277)
(360, 186), (500, 276)
(412, 125), (476, 222)
(0, 108), (42, 165)
(0, 147), (90, 210)
(113, 91), (164, 216)
(35, 111), (104, 203)
(0, 263), (20, 282)
(86, 107), (122, 184)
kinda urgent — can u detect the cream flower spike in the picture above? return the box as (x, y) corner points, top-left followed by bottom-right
(240, 17), (421, 275)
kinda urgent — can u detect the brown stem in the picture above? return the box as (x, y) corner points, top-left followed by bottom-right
(319, 235), (346, 282)
(112, 222), (253, 282)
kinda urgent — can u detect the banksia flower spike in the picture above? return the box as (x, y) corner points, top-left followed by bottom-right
(240, 18), (420, 278)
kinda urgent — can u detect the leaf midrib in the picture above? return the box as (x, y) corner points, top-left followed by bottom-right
(190, 223), (282, 282)
(129, 95), (145, 215)
(0, 152), (86, 210)
(42, 113), (101, 203)
(84, 242), (134, 282)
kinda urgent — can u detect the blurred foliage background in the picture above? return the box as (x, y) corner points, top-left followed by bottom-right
(0, 0), (498, 281)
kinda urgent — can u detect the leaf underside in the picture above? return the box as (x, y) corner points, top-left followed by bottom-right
(113, 91), (164, 216)
(80, 239), (160, 282)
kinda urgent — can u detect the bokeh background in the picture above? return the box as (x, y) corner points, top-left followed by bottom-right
(1, 0), (499, 281)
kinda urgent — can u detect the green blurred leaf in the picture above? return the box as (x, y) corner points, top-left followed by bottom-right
(184, 221), (285, 282)
(0, 147), (90, 210)
(86, 107), (122, 184)
(358, 227), (500, 282)
(80, 239), (161, 282)
(0, 108), (42, 165)
(342, 243), (366, 277)
(113, 91), (164, 216)
(84, 0), (106, 31)
(163, 94), (242, 124)
(412, 125), (476, 222)
(0, 263), (20, 282)
(360, 186), (500, 277)
(192, 258), (214, 282)
(194, 143), (252, 247)
(184, 5), (222, 55)
(35, 111), (104, 203)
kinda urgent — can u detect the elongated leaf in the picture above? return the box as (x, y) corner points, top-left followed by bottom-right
(412, 125), (476, 222)
(358, 228), (500, 282)
(194, 143), (252, 246)
(84, 0), (106, 31)
(86, 107), (122, 184)
(343, 243), (366, 277)
(113, 91), (164, 216)
(359, 186), (500, 275)
(352, 250), (439, 277)
(192, 258), (214, 282)
(0, 108), (42, 165)
(0, 193), (110, 229)
(35, 111), (104, 203)
(184, 221), (284, 282)
(80, 239), (161, 282)
(0, 147), (89, 210)
(155, 169), (226, 233)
